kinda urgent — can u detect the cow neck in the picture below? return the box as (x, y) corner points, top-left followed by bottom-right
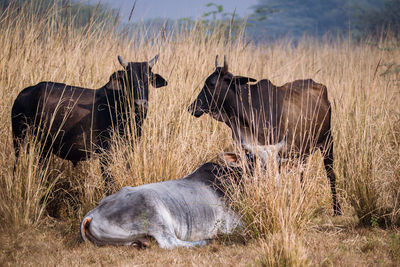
(213, 163), (244, 199)
(225, 84), (257, 142)
(188, 163), (242, 188)
(101, 85), (133, 115)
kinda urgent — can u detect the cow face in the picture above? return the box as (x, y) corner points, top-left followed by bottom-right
(188, 56), (256, 120)
(107, 55), (168, 109)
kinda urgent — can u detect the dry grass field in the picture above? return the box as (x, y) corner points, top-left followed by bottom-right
(0, 3), (399, 266)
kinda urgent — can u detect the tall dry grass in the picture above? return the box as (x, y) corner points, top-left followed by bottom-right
(334, 51), (400, 226)
(0, 2), (399, 263)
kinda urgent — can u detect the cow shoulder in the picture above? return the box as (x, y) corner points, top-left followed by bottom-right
(256, 79), (276, 91)
(185, 162), (241, 197)
(183, 163), (225, 189)
(34, 81), (78, 96)
(37, 81), (68, 91)
(184, 162), (220, 184)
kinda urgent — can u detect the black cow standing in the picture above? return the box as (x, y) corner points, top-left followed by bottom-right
(188, 56), (342, 216)
(11, 55), (167, 189)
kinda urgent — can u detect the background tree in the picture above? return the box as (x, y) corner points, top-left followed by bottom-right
(0, 0), (117, 29)
(352, 0), (400, 37)
(247, 0), (352, 41)
(247, 0), (399, 41)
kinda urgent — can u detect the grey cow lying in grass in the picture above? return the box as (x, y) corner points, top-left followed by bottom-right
(81, 153), (247, 249)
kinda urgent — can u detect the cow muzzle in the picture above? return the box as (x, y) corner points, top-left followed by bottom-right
(188, 102), (205, 117)
(81, 217), (92, 243)
(134, 99), (148, 110)
(80, 217), (108, 246)
(81, 216), (151, 248)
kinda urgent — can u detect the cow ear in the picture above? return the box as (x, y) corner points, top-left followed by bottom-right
(150, 73), (168, 88)
(219, 152), (242, 167)
(106, 71), (124, 90)
(233, 76), (256, 85)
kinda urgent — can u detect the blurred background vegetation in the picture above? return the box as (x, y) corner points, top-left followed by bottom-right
(1, 0), (399, 41)
(0, 0), (118, 29)
(249, 0), (400, 41)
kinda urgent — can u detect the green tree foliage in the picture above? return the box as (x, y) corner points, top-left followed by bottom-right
(248, 0), (400, 41)
(132, 2), (246, 43)
(353, 0), (400, 37)
(248, 0), (351, 40)
(0, 0), (118, 29)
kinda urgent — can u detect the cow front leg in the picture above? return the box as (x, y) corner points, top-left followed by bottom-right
(99, 158), (115, 195)
(166, 238), (208, 249)
(152, 231), (209, 249)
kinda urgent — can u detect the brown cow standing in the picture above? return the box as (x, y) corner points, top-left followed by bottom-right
(11, 55), (168, 189)
(188, 56), (341, 216)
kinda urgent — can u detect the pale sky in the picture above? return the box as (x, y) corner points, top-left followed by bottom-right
(82, 0), (258, 22)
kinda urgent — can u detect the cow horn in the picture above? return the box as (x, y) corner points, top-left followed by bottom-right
(276, 130), (289, 152)
(215, 55), (219, 68)
(118, 55), (128, 68)
(222, 55), (228, 73)
(148, 54), (159, 68)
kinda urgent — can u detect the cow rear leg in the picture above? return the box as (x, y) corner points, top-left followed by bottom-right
(323, 144), (342, 216)
(11, 127), (48, 173)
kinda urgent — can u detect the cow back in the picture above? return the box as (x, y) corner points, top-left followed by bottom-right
(12, 82), (106, 161)
(235, 79), (331, 155)
(279, 79), (331, 154)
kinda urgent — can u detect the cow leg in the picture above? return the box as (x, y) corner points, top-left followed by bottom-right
(12, 137), (22, 174)
(298, 156), (306, 185)
(99, 158), (115, 195)
(182, 239), (209, 247)
(12, 115), (30, 173)
(133, 105), (147, 140)
(12, 127), (50, 173)
(323, 142), (342, 216)
(244, 151), (256, 175)
(165, 238), (208, 249)
(152, 231), (208, 249)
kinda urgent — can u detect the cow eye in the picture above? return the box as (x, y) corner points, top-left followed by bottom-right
(205, 79), (213, 87)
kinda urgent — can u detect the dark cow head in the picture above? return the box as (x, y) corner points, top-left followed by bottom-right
(106, 55), (168, 109)
(188, 56), (256, 120)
